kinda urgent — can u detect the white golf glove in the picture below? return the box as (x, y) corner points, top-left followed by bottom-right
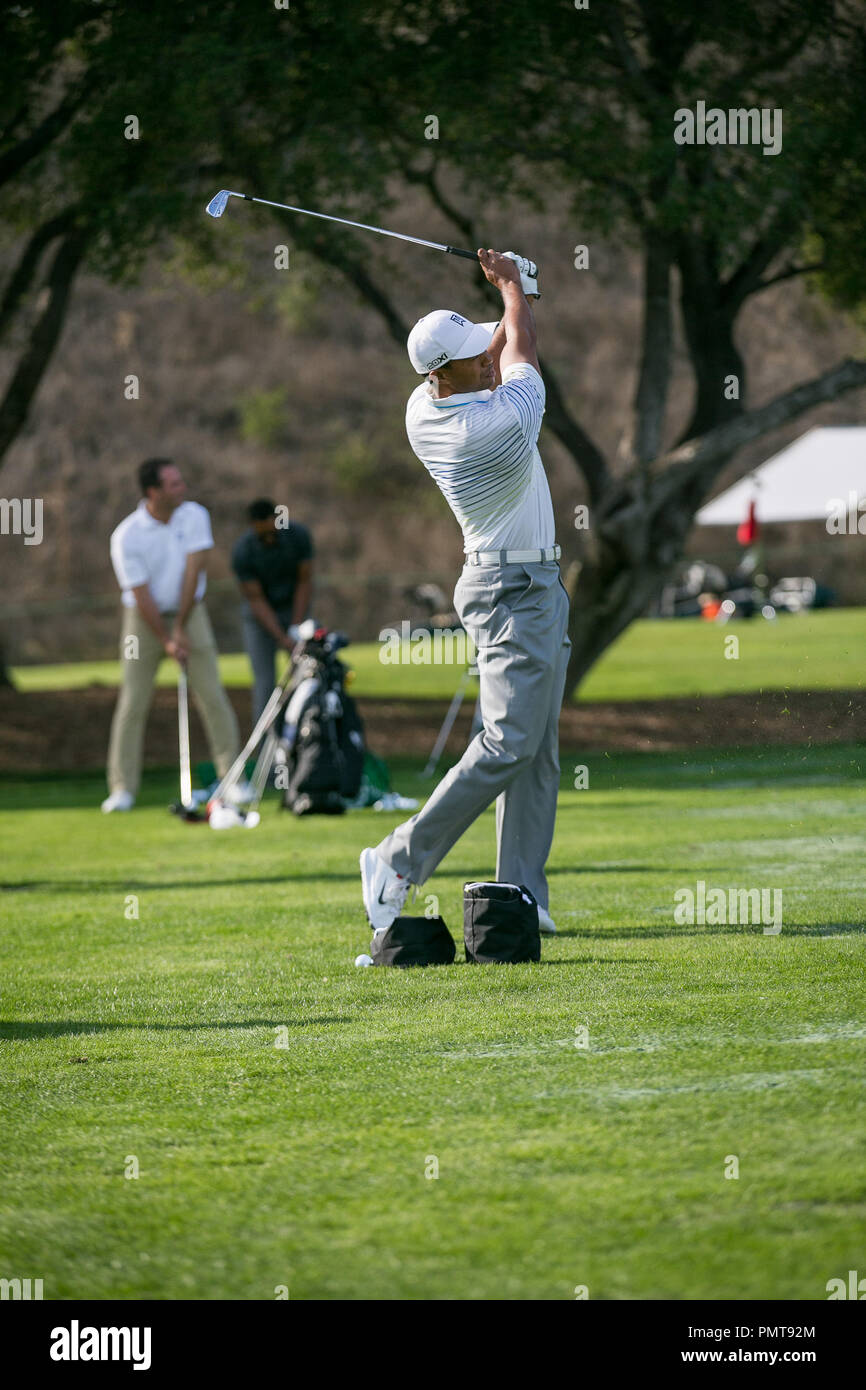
(503, 251), (540, 299)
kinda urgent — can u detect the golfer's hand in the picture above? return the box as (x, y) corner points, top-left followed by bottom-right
(165, 634), (188, 664)
(503, 251), (540, 299)
(478, 248), (522, 291)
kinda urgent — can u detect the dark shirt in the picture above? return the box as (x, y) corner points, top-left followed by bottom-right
(232, 523), (313, 613)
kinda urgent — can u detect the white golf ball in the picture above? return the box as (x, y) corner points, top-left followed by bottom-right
(243, 810), (261, 829)
(354, 953), (373, 968)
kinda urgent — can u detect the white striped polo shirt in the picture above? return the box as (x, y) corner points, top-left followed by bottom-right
(405, 362), (555, 553)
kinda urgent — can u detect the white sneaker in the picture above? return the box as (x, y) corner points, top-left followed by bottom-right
(360, 847), (412, 933)
(538, 907), (557, 935)
(101, 790), (135, 813)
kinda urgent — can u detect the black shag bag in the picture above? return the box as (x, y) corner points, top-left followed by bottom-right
(463, 882), (540, 963)
(279, 628), (365, 816)
(370, 916), (456, 968)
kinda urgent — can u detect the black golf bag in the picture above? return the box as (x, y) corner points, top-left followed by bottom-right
(276, 627), (365, 815)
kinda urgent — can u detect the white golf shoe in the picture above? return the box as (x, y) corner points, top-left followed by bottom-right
(538, 907), (557, 935)
(101, 790), (135, 813)
(360, 847), (413, 933)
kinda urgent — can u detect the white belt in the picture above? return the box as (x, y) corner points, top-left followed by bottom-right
(465, 544), (560, 566)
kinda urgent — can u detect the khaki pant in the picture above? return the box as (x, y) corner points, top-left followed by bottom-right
(107, 603), (239, 796)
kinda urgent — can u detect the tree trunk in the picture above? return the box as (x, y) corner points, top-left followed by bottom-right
(565, 479), (695, 694)
(0, 644), (15, 690)
(618, 233), (672, 468)
(565, 548), (672, 693)
(677, 257), (746, 443)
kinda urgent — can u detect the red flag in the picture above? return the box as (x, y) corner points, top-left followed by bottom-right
(737, 499), (759, 546)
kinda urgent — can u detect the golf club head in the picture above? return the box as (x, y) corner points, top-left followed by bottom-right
(205, 189), (234, 218)
(168, 802), (205, 823)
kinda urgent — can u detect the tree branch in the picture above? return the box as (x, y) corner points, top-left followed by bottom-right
(597, 0), (660, 114)
(727, 13), (821, 89)
(537, 353), (610, 505)
(0, 207), (79, 339)
(0, 232), (86, 466)
(721, 199), (800, 309)
(302, 226), (410, 347)
(409, 165), (476, 247)
(653, 356), (866, 506)
(755, 260), (825, 292)
(0, 83), (85, 191)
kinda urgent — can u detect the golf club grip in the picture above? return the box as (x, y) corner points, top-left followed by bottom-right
(446, 246), (479, 261)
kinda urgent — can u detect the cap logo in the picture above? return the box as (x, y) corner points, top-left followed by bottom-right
(427, 351), (449, 369)
(450, 314), (465, 325)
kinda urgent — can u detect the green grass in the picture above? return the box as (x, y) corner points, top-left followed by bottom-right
(1, 742), (864, 1300)
(10, 607), (866, 701)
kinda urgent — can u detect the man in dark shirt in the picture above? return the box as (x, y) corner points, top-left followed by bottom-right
(232, 498), (314, 722)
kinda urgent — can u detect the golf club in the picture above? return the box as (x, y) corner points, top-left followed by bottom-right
(205, 617), (318, 813)
(249, 725), (280, 806)
(178, 666), (191, 804)
(205, 188), (479, 261)
(423, 667), (480, 778)
(169, 665), (204, 821)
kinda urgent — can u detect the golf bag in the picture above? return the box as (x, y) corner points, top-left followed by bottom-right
(275, 627), (365, 815)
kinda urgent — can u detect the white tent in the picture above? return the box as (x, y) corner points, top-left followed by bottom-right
(695, 426), (866, 525)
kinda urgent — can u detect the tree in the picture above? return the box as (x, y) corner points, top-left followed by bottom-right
(0, 2), (269, 464)
(3, 1), (865, 697)
(181, 0), (866, 693)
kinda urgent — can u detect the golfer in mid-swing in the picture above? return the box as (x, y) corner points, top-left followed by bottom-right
(360, 247), (570, 935)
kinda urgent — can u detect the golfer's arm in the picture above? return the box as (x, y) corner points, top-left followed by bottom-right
(486, 321), (507, 387)
(131, 584), (172, 648)
(291, 561), (313, 627)
(176, 549), (208, 629)
(499, 281), (539, 375)
(241, 579), (289, 644)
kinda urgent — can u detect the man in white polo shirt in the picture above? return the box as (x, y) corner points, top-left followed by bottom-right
(360, 248), (571, 934)
(102, 458), (239, 811)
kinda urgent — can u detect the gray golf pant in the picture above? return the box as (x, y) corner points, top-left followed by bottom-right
(376, 560), (571, 911)
(241, 605), (294, 726)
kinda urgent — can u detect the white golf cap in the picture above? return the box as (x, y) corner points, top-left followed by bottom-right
(407, 310), (497, 375)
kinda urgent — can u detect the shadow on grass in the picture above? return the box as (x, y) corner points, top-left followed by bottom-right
(2, 740), (863, 810)
(0, 1016), (351, 1040)
(1, 875), (332, 893)
(529, 956), (655, 965)
(554, 921), (866, 939)
(0, 865), (688, 894)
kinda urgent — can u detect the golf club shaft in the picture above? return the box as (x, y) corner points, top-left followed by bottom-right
(209, 660), (295, 804)
(214, 191), (478, 260)
(249, 726), (280, 809)
(422, 668), (473, 777)
(177, 667), (192, 808)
